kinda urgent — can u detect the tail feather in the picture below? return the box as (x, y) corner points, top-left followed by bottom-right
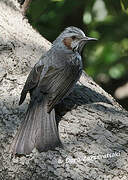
(10, 97), (62, 155)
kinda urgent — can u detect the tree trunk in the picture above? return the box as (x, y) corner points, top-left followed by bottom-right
(0, 1), (128, 179)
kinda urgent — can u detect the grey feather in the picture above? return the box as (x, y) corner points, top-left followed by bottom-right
(10, 96), (61, 155)
(10, 27), (89, 155)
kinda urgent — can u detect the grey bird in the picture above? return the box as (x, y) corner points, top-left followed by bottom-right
(10, 26), (97, 155)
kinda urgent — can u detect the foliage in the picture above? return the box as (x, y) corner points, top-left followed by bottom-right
(27, 0), (128, 89)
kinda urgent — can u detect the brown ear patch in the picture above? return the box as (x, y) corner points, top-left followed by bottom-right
(63, 37), (73, 50)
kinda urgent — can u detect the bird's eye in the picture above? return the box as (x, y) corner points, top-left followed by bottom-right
(71, 36), (76, 40)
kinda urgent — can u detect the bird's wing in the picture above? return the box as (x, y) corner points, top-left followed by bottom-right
(19, 62), (44, 105)
(45, 64), (81, 113)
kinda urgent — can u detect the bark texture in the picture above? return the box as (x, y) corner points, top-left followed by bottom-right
(0, 1), (128, 180)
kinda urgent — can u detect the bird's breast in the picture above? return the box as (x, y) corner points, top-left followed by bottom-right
(69, 52), (83, 71)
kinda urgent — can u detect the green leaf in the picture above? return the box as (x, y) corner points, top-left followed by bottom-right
(120, 0), (128, 14)
(109, 64), (126, 79)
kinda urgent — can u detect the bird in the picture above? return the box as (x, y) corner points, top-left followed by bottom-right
(10, 26), (97, 155)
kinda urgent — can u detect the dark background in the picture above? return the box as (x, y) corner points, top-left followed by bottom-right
(26, 0), (128, 110)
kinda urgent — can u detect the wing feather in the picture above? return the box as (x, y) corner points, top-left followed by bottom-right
(47, 64), (81, 112)
(19, 63), (44, 105)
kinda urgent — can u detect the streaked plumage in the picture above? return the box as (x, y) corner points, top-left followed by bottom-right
(10, 26), (97, 155)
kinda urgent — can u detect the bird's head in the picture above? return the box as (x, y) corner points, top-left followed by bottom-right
(53, 26), (97, 53)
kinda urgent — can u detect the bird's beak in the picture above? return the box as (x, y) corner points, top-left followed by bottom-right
(78, 36), (97, 53)
(86, 36), (97, 41)
(82, 36), (98, 42)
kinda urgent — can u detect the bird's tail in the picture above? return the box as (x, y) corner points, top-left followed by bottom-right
(10, 96), (62, 155)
